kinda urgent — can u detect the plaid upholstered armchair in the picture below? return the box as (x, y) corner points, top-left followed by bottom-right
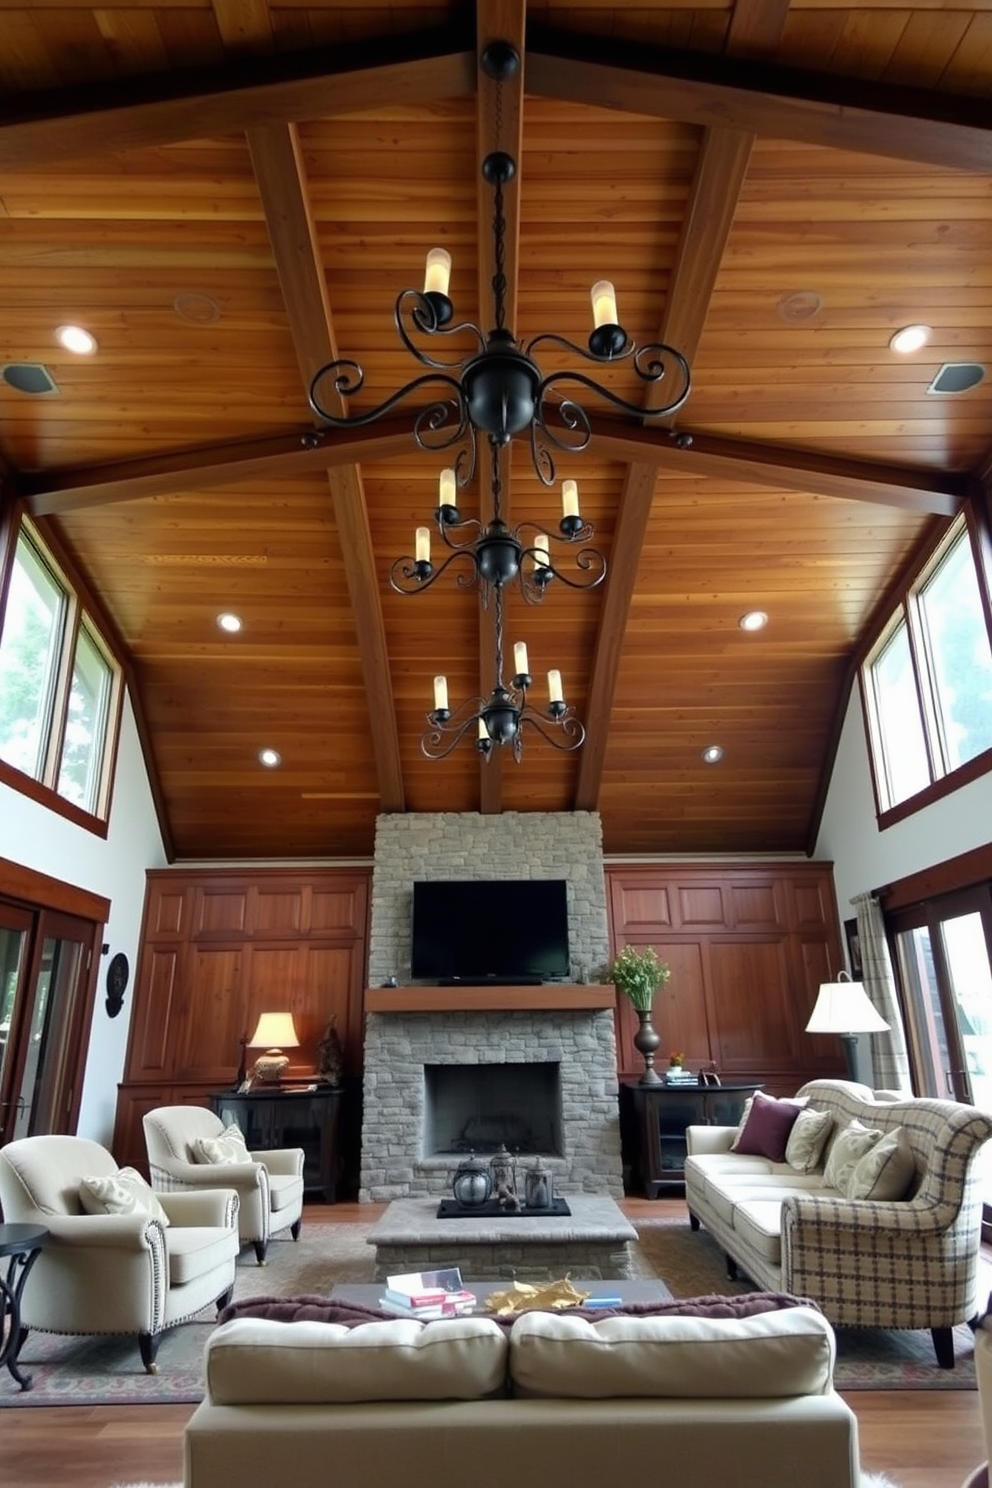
(143, 1105), (305, 1264)
(685, 1079), (992, 1367)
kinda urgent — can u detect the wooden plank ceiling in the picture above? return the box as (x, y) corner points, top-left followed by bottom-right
(1, 0), (989, 860)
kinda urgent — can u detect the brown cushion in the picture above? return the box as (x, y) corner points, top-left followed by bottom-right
(732, 1091), (803, 1162)
(220, 1290), (818, 1331)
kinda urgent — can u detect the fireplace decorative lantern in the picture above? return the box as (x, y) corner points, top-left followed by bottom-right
(451, 1154), (492, 1209)
(524, 1157), (554, 1211)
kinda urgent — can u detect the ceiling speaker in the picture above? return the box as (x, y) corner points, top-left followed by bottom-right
(2, 363), (59, 395)
(927, 362), (987, 395)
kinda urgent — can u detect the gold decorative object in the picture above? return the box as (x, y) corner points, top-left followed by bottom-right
(483, 1277), (590, 1315)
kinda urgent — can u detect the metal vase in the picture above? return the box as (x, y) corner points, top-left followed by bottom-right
(632, 1006), (663, 1085)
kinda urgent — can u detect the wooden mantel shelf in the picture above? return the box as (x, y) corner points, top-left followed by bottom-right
(365, 984), (616, 1013)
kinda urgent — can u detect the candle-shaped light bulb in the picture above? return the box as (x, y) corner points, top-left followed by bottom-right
(433, 675), (448, 712)
(415, 527), (431, 564)
(534, 533), (550, 569)
(514, 642), (529, 677)
(590, 279), (618, 329)
(438, 467), (457, 506)
(478, 717), (489, 741)
(548, 669), (564, 705)
(561, 480), (580, 519)
(424, 248), (452, 296)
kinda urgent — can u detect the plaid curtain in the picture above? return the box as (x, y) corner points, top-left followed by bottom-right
(851, 890), (913, 1092)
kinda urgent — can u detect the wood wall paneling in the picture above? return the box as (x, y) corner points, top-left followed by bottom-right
(114, 868), (369, 1174)
(607, 862), (845, 1093)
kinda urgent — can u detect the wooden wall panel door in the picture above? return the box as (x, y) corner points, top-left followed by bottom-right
(127, 946), (184, 1080)
(609, 880), (674, 933)
(614, 940), (712, 1076)
(304, 944), (367, 1079)
(709, 938), (798, 1076)
(190, 885), (249, 939)
(174, 946), (243, 1083)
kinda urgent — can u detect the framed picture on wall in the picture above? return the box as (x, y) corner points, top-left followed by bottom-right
(844, 917), (864, 980)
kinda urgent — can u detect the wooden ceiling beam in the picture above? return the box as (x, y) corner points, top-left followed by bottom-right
(526, 25), (992, 174)
(577, 0), (796, 813)
(248, 121), (404, 813)
(21, 413), (968, 521)
(589, 420), (969, 517)
(0, 26), (475, 171)
(20, 419), (421, 517)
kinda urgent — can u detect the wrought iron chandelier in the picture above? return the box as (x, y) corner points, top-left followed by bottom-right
(305, 38), (692, 763)
(307, 40), (692, 490)
(424, 581), (584, 763)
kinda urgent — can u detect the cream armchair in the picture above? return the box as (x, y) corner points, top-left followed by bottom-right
(143, 1105), (305, 1264)
(0, 1134), (239, 1373)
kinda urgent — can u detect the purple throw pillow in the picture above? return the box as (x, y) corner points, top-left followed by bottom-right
(733, 1090), (802, 1161)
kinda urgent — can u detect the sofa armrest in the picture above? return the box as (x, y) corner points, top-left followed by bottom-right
(40, 1213), (168, 1250)
(152, 1157), (265, 1189)
(250, 1147), (305, 1177)
(160, 1188), (240, 1229)
(686, 1124), (736, 1155)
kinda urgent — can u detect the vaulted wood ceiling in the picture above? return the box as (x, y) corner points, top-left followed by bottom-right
(1, 1), (989, 861)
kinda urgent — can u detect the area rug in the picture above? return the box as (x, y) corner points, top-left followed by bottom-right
(2, 1215), (975, 1406)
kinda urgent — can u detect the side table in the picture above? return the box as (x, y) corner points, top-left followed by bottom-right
(0, 1222), (48, 1390)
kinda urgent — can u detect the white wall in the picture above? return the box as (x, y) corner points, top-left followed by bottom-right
(1, 696), (166, 1145)
(816, 686), (992, 912)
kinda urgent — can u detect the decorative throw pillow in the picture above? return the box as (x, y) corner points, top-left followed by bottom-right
(729, 1096), (755, 1150)
(79, 1166), (170, 1225)
(846, 1127), (916, 1201)
(785, 1107), (834, 1174)
(194, 1122), (252, 1165)
(730, 1090), (803, 1162)
(822, 1121), (883, 1194)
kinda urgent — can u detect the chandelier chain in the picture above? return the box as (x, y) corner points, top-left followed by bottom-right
(492, 173), (507, 334)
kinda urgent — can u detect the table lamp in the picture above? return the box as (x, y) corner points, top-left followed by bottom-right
(805, 970), (889, 1082)
(248, 1011), (300, 1084)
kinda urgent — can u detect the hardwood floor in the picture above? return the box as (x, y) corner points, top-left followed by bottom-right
(0, 1199), (985, 1488)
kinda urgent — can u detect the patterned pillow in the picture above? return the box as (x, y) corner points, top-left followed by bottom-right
(822, 1121), (883, 1194)
(785, 1107), (834, 1174)
(194, 1123), (252, 1165)
(846, 1127), (915, 1201)
(79, 1166), (170, 1225)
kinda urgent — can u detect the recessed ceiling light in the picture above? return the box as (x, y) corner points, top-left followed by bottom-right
(217, 612), (242, 633)
(55, 324), (98, 355)
(777, 291), (823, 324)
(259, 748), (281, 768)
(889, 324), (931, 354)
(701, 745), (724, 765)
(739, 610), (768, 632)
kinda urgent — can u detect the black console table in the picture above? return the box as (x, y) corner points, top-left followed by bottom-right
(0, 1223), (48, 1390)
(620, 1080), (762, 1196)
(209, 1087), (343, 1202)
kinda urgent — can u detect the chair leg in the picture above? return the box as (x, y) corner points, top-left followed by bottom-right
(216, 1285), (234, 1312)
(252, 1238), (268, 1265)
(931, 1325), (956, 1368)
(291, 1218), (302, 1241)
(688, 1212), (700, 1232)
(139, 1332), (161, 1374)
(725, 1253), (740, 1281)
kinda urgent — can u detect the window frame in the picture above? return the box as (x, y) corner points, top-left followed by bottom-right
(860, 508), (992, 828)
(0, 511), (124, 833)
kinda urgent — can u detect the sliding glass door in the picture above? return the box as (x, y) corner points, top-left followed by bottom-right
(889, 885), (992, 1225)
(0, 901), (98, 1145)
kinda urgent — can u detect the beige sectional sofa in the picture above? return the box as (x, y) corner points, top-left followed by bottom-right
(684, 1078), (992, 1366)
(185, 1305), (860, 1488)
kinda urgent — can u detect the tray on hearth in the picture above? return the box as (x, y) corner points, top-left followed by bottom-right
(436, 1198), (572, 1219)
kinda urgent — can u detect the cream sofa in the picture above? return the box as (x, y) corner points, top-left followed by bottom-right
(185, 1305), (860, 1488)
(684, 1078), (992, 1366)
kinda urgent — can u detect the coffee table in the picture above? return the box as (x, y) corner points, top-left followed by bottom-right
(364, 1195), (639, 1282)
(332, 1278), (673, 1312)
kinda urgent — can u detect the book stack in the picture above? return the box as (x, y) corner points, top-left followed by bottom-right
(664, 1067), (697, 1085)
(378, 1267), (478, 1319)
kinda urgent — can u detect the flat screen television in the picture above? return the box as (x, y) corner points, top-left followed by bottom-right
(410, 879), (570, 984)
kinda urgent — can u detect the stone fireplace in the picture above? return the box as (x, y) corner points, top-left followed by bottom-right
(360, 811), (624, 1201)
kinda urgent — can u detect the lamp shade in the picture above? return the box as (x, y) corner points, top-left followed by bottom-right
(248, 1011), (300, 1050)
(805, 976), (889, 1036)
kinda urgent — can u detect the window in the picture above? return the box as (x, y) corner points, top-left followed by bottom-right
(0, 522), (121, 820)
(863, 515), (992, 814)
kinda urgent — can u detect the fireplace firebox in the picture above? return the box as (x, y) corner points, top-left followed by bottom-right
(422, 1061), (562, 1158)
